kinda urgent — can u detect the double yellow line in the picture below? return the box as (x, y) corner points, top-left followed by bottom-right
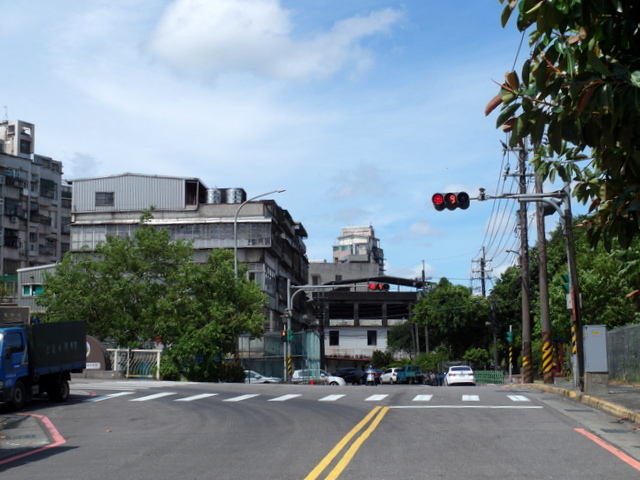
(304, 406), (390, 480)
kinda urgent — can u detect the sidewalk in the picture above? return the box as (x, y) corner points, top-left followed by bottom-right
(0, 413), (56, 466)
(513, 379), (640, 425)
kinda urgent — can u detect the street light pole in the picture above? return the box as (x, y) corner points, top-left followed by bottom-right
(233, 189), (285, 277)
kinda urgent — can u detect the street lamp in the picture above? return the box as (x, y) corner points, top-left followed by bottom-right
(233, 189), (285, 276)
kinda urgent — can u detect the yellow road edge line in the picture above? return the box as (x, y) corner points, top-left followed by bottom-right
(324, 406), (390, 480)
(303, 406), (382, 480)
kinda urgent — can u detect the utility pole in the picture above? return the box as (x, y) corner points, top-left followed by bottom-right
(518, 144), (533, 384)
(535, 173), (554, 384)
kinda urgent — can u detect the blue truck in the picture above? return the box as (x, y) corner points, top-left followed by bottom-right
(0, 320), (86, 409)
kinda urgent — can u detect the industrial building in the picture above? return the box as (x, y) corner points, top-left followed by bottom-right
(68, 173), (309, 331)
(309, 226), (429, 370)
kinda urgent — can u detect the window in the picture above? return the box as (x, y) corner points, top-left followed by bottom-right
(329, 330), (339, 346)
(23, 285), (43, 296)
(367, 330), (377, 346)
(335, 275), (342, 282)
(95, 192), (114, 206)
(311, 275), (321, 286)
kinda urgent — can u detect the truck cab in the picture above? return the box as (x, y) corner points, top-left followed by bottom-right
(0, 327), (30, 407)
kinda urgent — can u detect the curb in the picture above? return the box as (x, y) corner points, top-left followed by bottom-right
(518, 383), (640, 425)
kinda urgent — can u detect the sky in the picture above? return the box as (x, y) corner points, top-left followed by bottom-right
(0, 0), (581, 291)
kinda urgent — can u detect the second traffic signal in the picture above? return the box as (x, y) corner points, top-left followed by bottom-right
(432, 192), (470, 211)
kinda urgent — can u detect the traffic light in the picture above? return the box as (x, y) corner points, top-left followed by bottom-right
(505, 331), (514, 343)
(281, 330), (287, 342)
(368, 283), (389, 291)
(432, 192), (470, 211)
(286, 330), (294, 342)
(561, 274), (570, 293)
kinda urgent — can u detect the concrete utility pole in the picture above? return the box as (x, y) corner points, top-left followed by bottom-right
(535, 173), (554, 384)
(518, 145), (533, 384)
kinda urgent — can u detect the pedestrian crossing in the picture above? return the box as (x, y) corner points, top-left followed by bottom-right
(81, 390), (534, 405)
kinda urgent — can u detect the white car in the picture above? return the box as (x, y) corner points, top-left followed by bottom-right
(244, 370), (282, 384)
(380, 367), (402, 384)
(444, 366), (476, 386)
(292, 369), (346, 386)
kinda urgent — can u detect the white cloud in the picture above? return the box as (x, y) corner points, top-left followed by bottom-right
(146, 0), (403, 80)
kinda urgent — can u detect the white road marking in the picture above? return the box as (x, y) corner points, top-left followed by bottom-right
(413, 395), (433, 402)
(507, 395), (530, 402)
(223, 394), (260, 402)
(319, 394), (345, 402)
(269, 394), (302, 402)
(85, 391), (135, 402)
(130, 392), (178, 402)
(175, 393), (219, 402)
(365, 394), (388, 402)
(391, 405), (543, 409)
(462, 395), (480, 402)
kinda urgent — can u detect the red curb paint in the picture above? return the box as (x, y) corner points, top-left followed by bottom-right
(575, 428), (640, 472)
(0, 413), (66, 466)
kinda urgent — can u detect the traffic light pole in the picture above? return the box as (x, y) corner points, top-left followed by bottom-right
(480, 187), (584, 391)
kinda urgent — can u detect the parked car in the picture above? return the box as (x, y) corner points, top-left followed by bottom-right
(332, 368), (365, 385)
(244, 370), (282, 384)
(292, 369), (346, 386)
(444, 366), (476, 386)
(380, 367), (402, 384)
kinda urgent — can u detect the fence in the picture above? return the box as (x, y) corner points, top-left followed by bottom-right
(108, 349), (162, 380)
(607, 324), (640, 383)
(474, 370), (505, 385)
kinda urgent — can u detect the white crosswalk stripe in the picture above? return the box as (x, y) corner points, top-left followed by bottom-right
(269, 394), (302, 402)
(223, 394), (260, 402)
(365, 394), (388, 402)
(462, 395), (480, 402)
(130, 392), (178, 402)
(78, 391), (536, 406)
(175, 393), (219, 402)
(319, 394), (345, 402)
(507, 395), (530, 402)
(85, 391), (135, 402)
(413, 395), (433, 402)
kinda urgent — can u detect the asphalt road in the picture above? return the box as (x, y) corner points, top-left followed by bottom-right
(2, 380), (639, 479)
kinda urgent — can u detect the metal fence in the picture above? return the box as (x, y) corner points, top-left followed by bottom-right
(607, 324), (640, 383)
(108, 349), (162, 380)
(474, 370), (505, 385)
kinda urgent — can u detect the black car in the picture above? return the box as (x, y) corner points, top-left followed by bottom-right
(332, 368), (365, 385)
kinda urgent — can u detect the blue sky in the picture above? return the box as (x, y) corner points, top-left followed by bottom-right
(0, 1), (580, 290)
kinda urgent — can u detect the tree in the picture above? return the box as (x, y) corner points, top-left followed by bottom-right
(488, 0), (640, 249)
(412, 278), (491, 358)
(38, 213), (267, 379)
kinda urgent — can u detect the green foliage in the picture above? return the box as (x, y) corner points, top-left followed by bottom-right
(414, 346), (450, 372)
(386, 322), (416, 357)
(371, 350), (394, 369)
(38, 212), (268, 381)
(412, 278), (491, 358)
(492, 0), (640, 249)
(463, 348), (490, 370)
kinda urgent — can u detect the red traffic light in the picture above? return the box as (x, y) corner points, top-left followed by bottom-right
(432, 191), (470, 211)
(432, 193), (446, 211)
(368, 283), (389, 291)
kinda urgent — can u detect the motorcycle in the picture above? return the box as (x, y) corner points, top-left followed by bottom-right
(365, 369), (376, 386)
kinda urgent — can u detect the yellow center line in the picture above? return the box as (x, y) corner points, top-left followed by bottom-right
(303, 406), (390, 480)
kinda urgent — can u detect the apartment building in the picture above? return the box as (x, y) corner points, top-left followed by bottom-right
(69, 173), (309, 331)
(0, 120), (70, 277)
